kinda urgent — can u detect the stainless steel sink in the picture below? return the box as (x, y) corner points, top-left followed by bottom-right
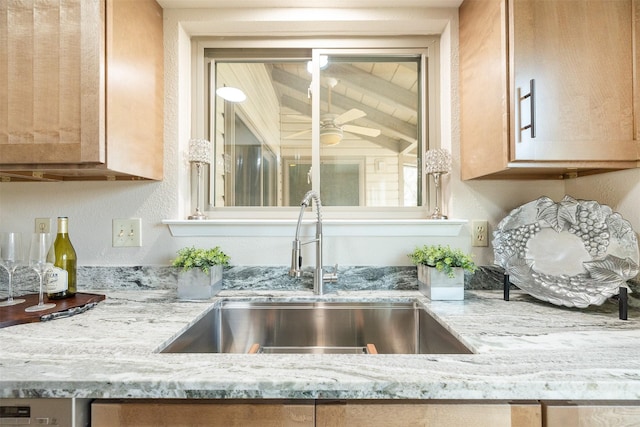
(161, 300), (472, 355)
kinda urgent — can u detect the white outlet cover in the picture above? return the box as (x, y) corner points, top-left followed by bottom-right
(112, 218), (142, 247)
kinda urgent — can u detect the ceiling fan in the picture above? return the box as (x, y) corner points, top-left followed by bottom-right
(286, 78), (381, 145)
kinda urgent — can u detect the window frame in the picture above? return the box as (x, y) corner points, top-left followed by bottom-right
(192, 36), (440, 220)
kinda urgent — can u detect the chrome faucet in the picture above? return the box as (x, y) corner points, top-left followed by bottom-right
(289, 190), (338, 295)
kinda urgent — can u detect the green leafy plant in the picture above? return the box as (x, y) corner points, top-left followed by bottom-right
(408, 244), (477, 278)
(172, 246), (230, 274)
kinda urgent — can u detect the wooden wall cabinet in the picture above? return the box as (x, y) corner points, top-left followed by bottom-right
(460, 0), (639, 180)
(0, 0), (163, 181)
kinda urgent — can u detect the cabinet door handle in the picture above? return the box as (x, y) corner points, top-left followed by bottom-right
(521, 79), (536, 138)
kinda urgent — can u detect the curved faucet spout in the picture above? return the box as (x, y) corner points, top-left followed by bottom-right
(301, 190), (322, 231)
(288, 190), (337, 294)
(301, 190), (318, 206)
(294, 190), (321, 242)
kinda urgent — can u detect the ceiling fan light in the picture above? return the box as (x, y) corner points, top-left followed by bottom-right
(320, 127), (343, 145)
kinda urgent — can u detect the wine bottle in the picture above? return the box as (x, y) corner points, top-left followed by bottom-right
(47, 216), (77, 299)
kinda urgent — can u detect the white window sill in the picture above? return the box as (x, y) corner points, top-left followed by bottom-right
(162, 219), (468, 237)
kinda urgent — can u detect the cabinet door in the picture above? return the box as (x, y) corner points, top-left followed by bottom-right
(316, 400), (541, 427)
(543, 401), (640, 427)
(105, 0), (163, 180)
(511, 0), (637, 162)
(91, 400), (315, 427)
(0, 0), (103, 165)
(460, 0), (510, 179)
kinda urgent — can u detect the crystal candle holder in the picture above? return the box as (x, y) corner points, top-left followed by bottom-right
(188, 138), (211, 220)
(188, 138), (211, 164)
(425, 148), (452, 219)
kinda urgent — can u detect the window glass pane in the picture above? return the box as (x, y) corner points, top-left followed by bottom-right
(318, 55), (420, 207)
(210, 50), (423, 209)
(232, 116), (275, 206)
(403, 164), (418, 207)
(285, 160), (363, 207)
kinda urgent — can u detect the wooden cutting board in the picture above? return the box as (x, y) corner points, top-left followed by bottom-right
(0, 293), (105, 328)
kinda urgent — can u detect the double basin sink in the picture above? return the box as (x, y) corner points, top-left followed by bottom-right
(161, 299), (472, 355)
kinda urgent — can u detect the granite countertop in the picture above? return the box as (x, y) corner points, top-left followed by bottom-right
(1, 287), (639, 401)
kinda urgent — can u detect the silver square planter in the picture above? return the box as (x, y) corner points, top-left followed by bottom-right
(417, 264), (464, 300)
(177, 265), (223, 300)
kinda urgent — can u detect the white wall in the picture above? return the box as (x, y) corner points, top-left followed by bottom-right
(566, 169), (640, 230)
(0, 6), (636, 268)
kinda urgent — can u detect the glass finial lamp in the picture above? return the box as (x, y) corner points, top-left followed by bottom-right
(425, 148), (452, 219)
(188, 138), (211, 220)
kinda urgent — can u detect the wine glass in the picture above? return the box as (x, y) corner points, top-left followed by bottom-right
(25, 233), (56, 312)
(0, 232), (26, 307)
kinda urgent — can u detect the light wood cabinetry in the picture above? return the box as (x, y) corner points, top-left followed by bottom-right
(91, 399), (640, 426)
(316, 400), (541, 427)
(542, 401), (640, 427)
(91, 399), (541, 427)
(91, 400), (316, 426)
(0, 0), (163, 181)
(460, 0), (639, 180)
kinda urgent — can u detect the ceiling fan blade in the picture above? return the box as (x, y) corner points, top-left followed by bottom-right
(343, 124), (381, 137)
(335, 108), (366, 125)
(284, 129), (311, 139)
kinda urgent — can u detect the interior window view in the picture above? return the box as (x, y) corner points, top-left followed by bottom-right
(209, 49), (423, 208)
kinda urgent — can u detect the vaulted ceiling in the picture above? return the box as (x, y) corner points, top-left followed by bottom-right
(270, 59), (420, 154)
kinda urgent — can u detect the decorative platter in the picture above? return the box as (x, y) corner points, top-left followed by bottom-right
(493, 195), (639, 308)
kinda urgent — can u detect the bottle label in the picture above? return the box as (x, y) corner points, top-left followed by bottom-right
(47, 266), (69, 294)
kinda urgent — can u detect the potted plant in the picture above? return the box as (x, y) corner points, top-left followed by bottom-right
(172, 246), (230, 300)
(408, 245), (477, 300)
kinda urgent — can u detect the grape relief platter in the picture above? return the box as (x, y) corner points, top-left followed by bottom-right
(493, 195), (639, 308)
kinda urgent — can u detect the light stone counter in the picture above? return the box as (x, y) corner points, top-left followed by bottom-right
(1, 288), (639, 400)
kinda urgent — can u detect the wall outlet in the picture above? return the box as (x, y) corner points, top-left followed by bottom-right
(112, 218), (142, 247)
(472, 220), (488, 247)
(35, 218), (52, 233)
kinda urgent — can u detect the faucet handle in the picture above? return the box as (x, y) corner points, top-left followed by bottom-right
(323, 264), (338, 283)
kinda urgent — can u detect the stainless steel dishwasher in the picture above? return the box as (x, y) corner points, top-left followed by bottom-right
(0, 398), (91, 426)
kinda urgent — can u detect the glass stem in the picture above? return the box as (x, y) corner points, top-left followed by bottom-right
(7, 271), (13, 302)
(37, 273), (44, 307)
(196, 162), (202, 214)
(434, 172), (441, 215)
(431, 172), (443, 218)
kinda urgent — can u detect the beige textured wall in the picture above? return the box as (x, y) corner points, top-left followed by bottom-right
(566, 169), (640, 233)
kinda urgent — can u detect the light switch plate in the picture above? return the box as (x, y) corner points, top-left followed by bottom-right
(112, 218), (142, 247)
